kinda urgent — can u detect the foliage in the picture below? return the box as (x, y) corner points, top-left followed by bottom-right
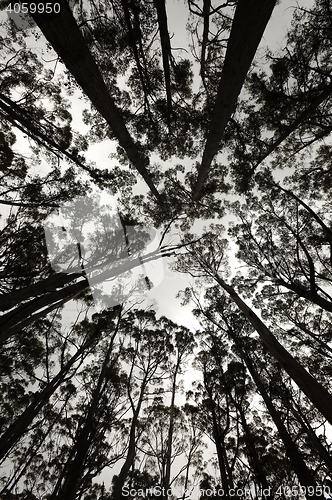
(1, 0), (332, 497)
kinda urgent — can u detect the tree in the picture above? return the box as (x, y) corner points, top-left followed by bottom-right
(136, 320), (198, 500)
(186, 287), (329, 497)
(24, 0), (161, 201)
(50, 306), (124, 500)
(111, 310), (172, 500)
(176, 233), (332, 425)
(2, 0), (332, 496)
(192, 0), (277, 199)
(0, 207), (181, 342)
(226, 0), (332, 191)
(229, 185), (332, 313)
(0, 315), (104, 461)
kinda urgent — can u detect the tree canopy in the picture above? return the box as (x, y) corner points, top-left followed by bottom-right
(1, 0), (332, 498)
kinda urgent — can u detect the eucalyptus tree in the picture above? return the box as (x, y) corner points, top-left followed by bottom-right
(0, 309), (87, 494)
(187, 0), (235, 97)
(159, 319), (196, 498)
(50, 306), (126, 500)
(137, 402), (203, 500)
(192, 0), (276, 199)
(175, 230), (332, 425)
(21, 0), (162, 200)
(186, 323), (274, 497)
(111, 309), (173, 500)
(0, 310), (102, 461)
(260, 355), (332, 478)
(0, 199), (182, 342)
(190, 350), (244, 497)
(228, 181), (332, 314)
(75, 1), (199, 180)
(186, 286), (330, 498)
(4, 0), (280, 204)
(2, 307), (180, 498)
(0, 306), (124, 495)
(0, 18), (92, 203)
(0, 314), (56, 454)
(227, 0), (332, 191)
(132, 320), (199, 500)
(1, 0), (329, 205)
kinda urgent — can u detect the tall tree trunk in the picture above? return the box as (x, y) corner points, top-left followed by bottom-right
(155, 0), (173, 131)
(26, 0), (161, 201)
(293, 402), (332, 475)
(0, 278), (88, 342)
(0, 246), (173, 342)
(192, 0), (276, 200)
(162, 359), (180, 499)
(0, 272), (82, 312)
(235, 400), (270, 493)
(0, 240), (174, 314)
(54, 309), (122, 500)
(273, 377), (332, 475)
(200, 0), (211, 87)
(203, 369), (232, 498)
(210, 404), (231, 498)
(120, 0), (153, 120)
(111, 375), (148, 500)
(0, 324), (102, 460)
(232, 334), (323, 499)
(213, 272), (332, 425)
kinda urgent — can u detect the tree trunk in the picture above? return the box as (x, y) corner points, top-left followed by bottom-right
(192, 0), (276, 200)
(0, 278), (88, 342)
(200, 0), (211, 86)
(162, 359), (180, 498)
(155, 0), (173, 130)
(212, 273), (332, 424)
(0, 272), (82, 312)
(210, 404), (231, 498)
(274, 377), (332, 475)
(26, 0), (161, 201)
(233, 335), (323, 499)
(55, 310), (122, 500)
(111, 380), (147, 500)
(203, 370), (232, 498)
(0, 324), (101, 460)
(111, 329), (161, 500)
(236, 401), (270, 493)
(274, 277), (332, 313)
(120, 0), (152, 119)
(0, 246), (173, 342)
